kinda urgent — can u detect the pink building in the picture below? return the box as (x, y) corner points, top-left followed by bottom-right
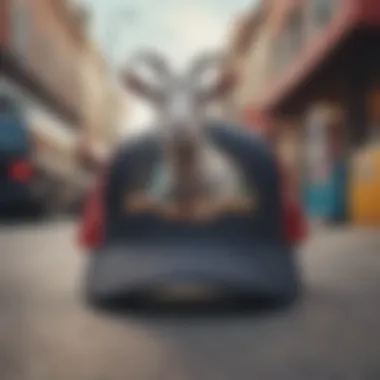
(232, 0), (380, 173)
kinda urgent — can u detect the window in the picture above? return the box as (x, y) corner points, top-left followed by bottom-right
(368, 89), (380, 141)
(0, 97), (28, 151)
(288, 9), (304, 57)
(271, 34), (287, 77)
(310, 0), (338, 31)
(37, 32), (57, 90)
(271, 8), (304, 78)
(45, 37), (56, 86)
(68, 61), (80, 102)
(304, 108), (330, 182)
(56, 40), (70, 101)
(10, 0), (29, 58)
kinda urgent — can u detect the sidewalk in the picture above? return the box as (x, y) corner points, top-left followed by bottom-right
(307, 217), (380, 238)
(307, 219), (379, 239)
(305, 221), (380, 256)
(299, 223), (380, 296)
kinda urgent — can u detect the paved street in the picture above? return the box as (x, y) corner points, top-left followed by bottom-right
(1, 220), (380, 380)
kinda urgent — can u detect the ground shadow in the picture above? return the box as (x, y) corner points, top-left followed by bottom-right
(86, 291), (300, 321)
(0, 207), (44, 225)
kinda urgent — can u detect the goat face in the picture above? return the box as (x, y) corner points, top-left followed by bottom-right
(159, 78), (204, 150)
(121, 49), (239, 220)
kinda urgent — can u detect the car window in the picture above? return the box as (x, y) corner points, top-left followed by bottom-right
(0, 98), (29, 152)
(0, 121), (29, 151)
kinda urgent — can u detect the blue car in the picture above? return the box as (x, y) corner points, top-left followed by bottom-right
(0, 95), (42, 216)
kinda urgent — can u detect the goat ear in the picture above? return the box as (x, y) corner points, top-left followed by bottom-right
(121, 69), (162, 104)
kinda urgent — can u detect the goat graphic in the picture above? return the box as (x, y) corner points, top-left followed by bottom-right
(121, 50), (257, 221)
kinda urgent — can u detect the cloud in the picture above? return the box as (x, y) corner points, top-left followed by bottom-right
(155, 4), (230, 68)
(163, 7), (225, 43)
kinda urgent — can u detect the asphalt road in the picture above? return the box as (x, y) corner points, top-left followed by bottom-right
(1, 220), (380, 380)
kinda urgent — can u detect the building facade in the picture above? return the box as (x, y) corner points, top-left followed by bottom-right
(235, 0), (380, 141)
(1, 0), (88, 208)
(79, 38), (125, 173)
(214, 7), (264, 121)
(229, 0), (380, 221)
(2, 0), (85, 123)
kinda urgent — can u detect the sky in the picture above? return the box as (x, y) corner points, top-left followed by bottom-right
(80, 0), (257, 135)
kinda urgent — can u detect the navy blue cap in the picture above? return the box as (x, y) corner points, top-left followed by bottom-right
(85, 122), (300, 307)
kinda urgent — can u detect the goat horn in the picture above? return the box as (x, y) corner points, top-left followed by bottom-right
(188, 51), (226, 83)
(127, 49), (172, 82)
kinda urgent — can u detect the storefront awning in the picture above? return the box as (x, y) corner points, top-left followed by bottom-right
(255, 3), (356, 114)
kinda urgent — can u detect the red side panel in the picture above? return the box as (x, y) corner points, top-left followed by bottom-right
(279, 162), (308, 246)
(78, 168), (107, 251)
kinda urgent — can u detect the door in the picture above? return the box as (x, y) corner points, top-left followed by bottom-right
(304, 107), (331, 219)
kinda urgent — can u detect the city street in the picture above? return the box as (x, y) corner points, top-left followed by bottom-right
(1, 220), (380, 380)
